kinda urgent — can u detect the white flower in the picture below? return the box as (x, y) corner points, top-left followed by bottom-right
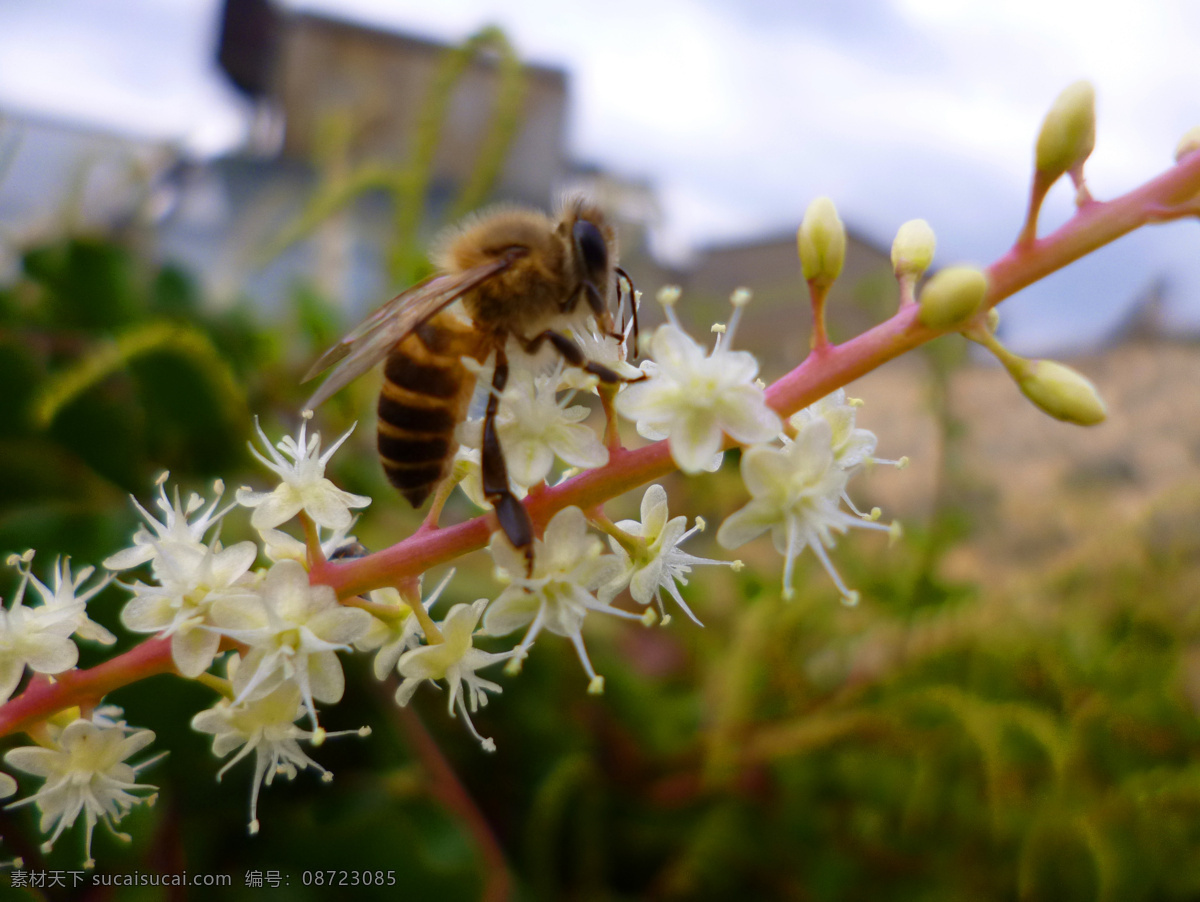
(118, 538), (259, 678)
(104, 475), (234, 576)
(236, 417), (370, 531)
(459, 369), (608, 490)
(191, 673), (368, 835)
(483, 506), (632, 690)
(359, 571), (454, 681)
(16, 554), (115, 646)
(601, 484), (738, 625)
(3, 710), (162, 867)
(789, 390), (907, 518)
(500, 369), (609, 486)
(105, 476), (255, 677)
(0, 770), (15, 798)
(559, 322), (643, 391)
(615, 294), (780, 473)
(259, 521), (361, 565)
(0, 557), (85, 702)
(394, 599), (512, 751)
(790, 389), (878, 471)
(209, 559), (372, 729)
(717, 418), (891, 603)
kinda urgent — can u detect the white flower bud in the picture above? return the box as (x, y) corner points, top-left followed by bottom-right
(1035, 81), (1096, 182)
(1014, 359), (1107, 426)
(917, 266), (988, 329)
(891, 219), (936, 278)
(797, 197), (846, 287)
(1175, 126), (1200, 163)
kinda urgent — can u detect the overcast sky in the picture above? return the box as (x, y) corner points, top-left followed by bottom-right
(1, 0), (1198, 353)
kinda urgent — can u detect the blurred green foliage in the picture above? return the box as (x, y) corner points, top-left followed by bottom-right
(0, 233), (269, 564)
(5, 27), (1200, 902)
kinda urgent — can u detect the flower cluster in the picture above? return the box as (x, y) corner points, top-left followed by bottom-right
(616, 287), (781, 473)
(0, 291), (904, 866)
(718, 389), (902, 603)
(455, 364), (610, 505)
(4, 706), (162, 867)
(4, 81), (1185, 874)
(4, 422), (381, 850)
(191, 656), (370, 835)
(1, 551), (114, 704)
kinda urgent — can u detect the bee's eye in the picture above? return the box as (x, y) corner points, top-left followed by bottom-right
(573, 220), (608, 275)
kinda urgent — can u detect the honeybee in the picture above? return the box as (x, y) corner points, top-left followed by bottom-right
(303, 198), (637, 568)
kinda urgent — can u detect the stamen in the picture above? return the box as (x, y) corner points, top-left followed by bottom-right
(841, 491), (867, 517)
(809, 538), (858, 605)
(781, 517), (799, 601)
(456, 695), (496, 752)
(568, 630), (600, 681)
(657, 285), (683, 329)
(725, 299), (747, 347)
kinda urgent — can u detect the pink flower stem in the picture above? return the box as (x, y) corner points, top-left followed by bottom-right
(4, 154), (1199, 736)
(393, 705), (512, 902)
(313, 150), (1200, 600)
(0, 637), (176, 738)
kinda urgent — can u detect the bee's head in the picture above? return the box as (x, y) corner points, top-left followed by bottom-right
(573, 217), (609, 286)
(558, 196), (617, 301)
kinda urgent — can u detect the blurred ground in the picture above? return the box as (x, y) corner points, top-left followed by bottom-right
(847, 337), (1200, 589)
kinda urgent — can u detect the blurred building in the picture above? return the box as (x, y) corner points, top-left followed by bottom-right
(0, 0), (898, 341)
(0, 112), (176, 269)
(217, 0), (570, 206)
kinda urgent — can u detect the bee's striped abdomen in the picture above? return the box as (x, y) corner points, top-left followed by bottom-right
(377, 312), (485, 507)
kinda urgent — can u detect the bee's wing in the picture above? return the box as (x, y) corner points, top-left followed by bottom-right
(302, 258), (511, 411)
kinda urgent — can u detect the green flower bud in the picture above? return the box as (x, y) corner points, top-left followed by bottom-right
(798, 197), (846, 286)
(891, 219), (936, 278)
(917, 266), (988, 329)
(1035, 81), (1096, 181)
(1175, 126), (1200, 163)
(1016, 360), (1107, 425)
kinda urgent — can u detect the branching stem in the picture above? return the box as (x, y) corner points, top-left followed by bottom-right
(5, 150), (1200, 737)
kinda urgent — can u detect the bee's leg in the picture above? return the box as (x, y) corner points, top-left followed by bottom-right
(482, 347), (534, 574)
(562, 278), (618, 337)
(581, 280), (607, 319)
(615, 267), (639, 355)
(521, 330), (625, 384)
(329, 541), (370, 561)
